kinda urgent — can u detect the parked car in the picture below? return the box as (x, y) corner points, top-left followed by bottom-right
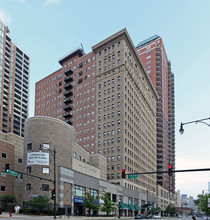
(135, 214), (146, 219)
(145, 215), (153, 219)
(153, 215), (161, 219)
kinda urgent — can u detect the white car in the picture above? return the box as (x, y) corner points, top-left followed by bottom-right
(153, 215), (161, 219)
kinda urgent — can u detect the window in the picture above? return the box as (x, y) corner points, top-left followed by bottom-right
(146, 55), (151, 60)
(74, 185), (86, 198)
(147, 65), (151, 69)
(27, 143), (32, 150)
(43, 167), (49, 173)
(26, 183), (31, 190)
(74, 152), (77, 158)
(42, 184), (49, 191)
(118, 41), (120, 47)
(18, 158), (22, 163)
(1, 186), (6, 191)
(27, 167), (31, 174)
(117, 155), (120, 160)
(1, 153), (7, 158)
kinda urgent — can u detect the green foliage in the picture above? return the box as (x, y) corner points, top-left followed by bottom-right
(164, 205), (177, 216)
(83, 192), (100, 216)
(0, 194), (17, 211)
(100, 190), (116, 216)
(150, 207), (161, 214)
(194, 194), (210, 215)
(28, 196), (50, 212)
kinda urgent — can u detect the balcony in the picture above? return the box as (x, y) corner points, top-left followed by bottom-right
(64, 97), (73, 104)
(64, 75), (73, 83)
(63, 104), (73, 111)
(64, 90), (73, 97)
(64, 82), (73, 90)
(64, 69), (73, 76)
(63, 112), (73, 118)
(66, 119), (73, 125)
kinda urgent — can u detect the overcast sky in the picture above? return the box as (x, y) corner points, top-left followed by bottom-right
(1, 0), (210, 198)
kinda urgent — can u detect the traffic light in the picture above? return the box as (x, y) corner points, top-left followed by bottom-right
(168, 164), (172, 176)
(5, 163), (10, 173)
(121, 169), (126, 179)
(51, 189), (55, 200)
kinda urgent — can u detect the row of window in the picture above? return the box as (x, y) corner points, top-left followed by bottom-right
(98, 137), (121, 146)
(98, 119), (120, 129)
(98, 128), (120, 137)
(99, 51), (121, 66)
(98, 76), (120, 90)
(99, 41), (121, 57)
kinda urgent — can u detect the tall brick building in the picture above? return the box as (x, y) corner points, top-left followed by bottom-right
(35, 29), (158, 203)
(136, 35), (175, 194)
(0, 20), (30, 137)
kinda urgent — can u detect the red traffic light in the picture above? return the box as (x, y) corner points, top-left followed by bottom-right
(168, 165), (172, 176)
(121, 169), (126, 178)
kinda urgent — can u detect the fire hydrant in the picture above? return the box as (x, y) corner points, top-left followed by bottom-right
(9, 211), (12, 217)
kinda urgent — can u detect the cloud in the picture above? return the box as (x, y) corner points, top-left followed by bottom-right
(0, 10), (11, 24)
(44, 0), (62, 5)
(176, 157), (210, 198)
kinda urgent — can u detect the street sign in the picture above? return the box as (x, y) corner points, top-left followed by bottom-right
(128, 174), (138, 179)
(7, 170), (18, 176)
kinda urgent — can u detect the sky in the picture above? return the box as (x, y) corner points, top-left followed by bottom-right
(1, 0), (210, 199)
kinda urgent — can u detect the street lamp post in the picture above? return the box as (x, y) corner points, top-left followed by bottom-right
(40, 144), (57, 219)
(118, 199), (121, 218)
(179, 117), (210, 134)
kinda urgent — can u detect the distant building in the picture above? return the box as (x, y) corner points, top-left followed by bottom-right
(181, 194), (188, 202)
(0, 20), (30, 137)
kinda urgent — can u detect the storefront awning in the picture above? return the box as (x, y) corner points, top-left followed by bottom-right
(119, 202), (129, 209)
(134, 204), (141, 211)
(128, 204), (136, 210)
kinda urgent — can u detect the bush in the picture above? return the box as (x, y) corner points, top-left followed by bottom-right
(19, 208), (55, 215)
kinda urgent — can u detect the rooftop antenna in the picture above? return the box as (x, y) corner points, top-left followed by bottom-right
(81, 43), (84, 52)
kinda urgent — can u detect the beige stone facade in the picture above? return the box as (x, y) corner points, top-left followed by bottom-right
(92, 29), (158, 197)
(22, 116), (106, 207)
(157, 184), (175, 210)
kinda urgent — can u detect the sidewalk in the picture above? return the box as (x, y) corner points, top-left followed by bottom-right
(0, 212), (133, 219)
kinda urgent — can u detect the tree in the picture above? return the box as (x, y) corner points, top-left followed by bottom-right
(0, 194), (17, 211)
(28, 196), (50, 213)
(100, 191), (116, 216)
(83, 192), (100, 216)
(150, 207), (161, 215)
(164, 205), (177, 216)
(194, 194), (210, 215)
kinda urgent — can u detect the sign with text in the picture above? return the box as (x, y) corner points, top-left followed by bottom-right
(27, 152), (49, 165)
(128, 174), (138, 179)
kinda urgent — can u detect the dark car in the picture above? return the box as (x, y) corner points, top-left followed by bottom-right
(135, 214), (146, 219)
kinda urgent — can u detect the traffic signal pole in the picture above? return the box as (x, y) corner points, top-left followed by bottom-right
(124, 168), (210, 176)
